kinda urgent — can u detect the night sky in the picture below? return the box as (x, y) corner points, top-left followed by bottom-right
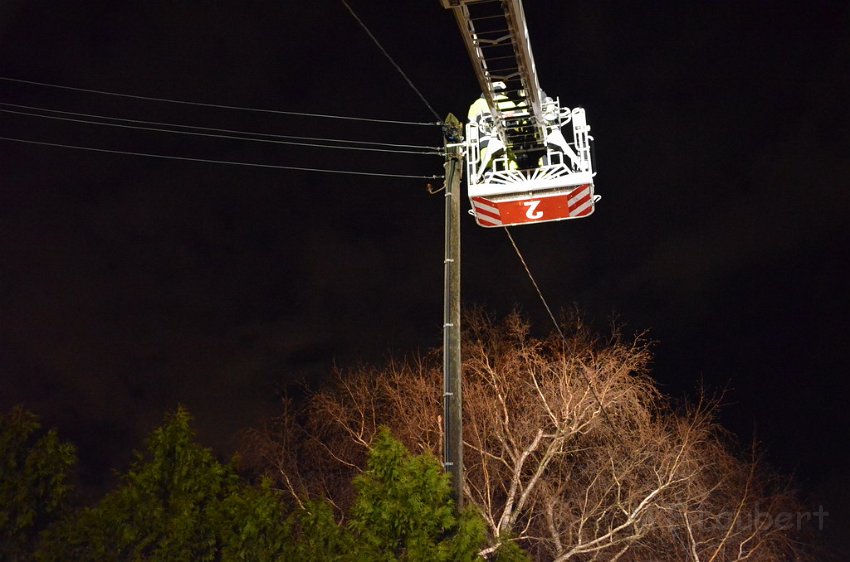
(1, 0), (848, 538)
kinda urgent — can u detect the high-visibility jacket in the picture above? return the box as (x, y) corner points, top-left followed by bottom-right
(467, 95), (490, 122)
(467, 94), (518, 178)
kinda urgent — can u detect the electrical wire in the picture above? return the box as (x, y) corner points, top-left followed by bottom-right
(340, 1), (443, 124)
(0, 76), (440, 126)
(0, 135), (444, 179)
(0, 102), (443, 151)
(503, 227), (625, 444)
(0, 108), (442, 156)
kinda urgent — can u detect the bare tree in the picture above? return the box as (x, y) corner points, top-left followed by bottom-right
(244, 311), (812, 561)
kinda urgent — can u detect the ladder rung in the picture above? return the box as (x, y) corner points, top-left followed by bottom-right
(479, 43), (514, 50)
(475, 28), (510, 36)
(485, 54), (518, 62)
(470, 14), (507, 22)
(491, 88), (526, 95)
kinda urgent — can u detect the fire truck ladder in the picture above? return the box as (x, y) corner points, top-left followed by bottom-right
(441, 0), (546, 168)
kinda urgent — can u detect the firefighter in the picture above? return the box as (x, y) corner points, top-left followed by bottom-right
(467, 83), (517, 180)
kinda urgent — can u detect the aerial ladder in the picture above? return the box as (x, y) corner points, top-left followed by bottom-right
(441, 0), (598, 227)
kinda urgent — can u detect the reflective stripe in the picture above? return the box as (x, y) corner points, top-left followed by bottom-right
(568, 185), (593, 216)
(472, 199), (499, 215)
(472, 197), (503, 226)
(476, 213), (503, 226)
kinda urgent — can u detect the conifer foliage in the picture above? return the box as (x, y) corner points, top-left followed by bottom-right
(0, 407), (76, 561)
(1, 405), (490, 560)
(349, 427), (487, 561)
(36, 407), (288, 561)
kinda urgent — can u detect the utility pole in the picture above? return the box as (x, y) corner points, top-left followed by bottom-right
(442, 113), (464, 508)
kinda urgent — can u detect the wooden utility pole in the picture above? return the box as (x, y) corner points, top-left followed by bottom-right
(442, 114), (464, 508)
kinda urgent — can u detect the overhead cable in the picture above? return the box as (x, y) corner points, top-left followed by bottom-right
(0, 76), (440, 126)
(0, 136), (444, 179)
(0, 108), (442, 156)
(0, 102), (442, 151)
(340, 1), (443, 123)
(503, 227), (625, 445)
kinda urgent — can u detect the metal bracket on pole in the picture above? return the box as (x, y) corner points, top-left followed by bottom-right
(441, 113), (464, 509)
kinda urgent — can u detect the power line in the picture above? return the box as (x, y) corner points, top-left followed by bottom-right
(0, 76), (440, 126)
(503, 227), (625, 445)
(0, 102), (443, 151)
(0, 135), (444, 180)
(340, 1), (443, 123)
(1, 108), (443, 156)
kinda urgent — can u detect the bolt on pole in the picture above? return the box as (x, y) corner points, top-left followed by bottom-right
(442, 113), (464, 509)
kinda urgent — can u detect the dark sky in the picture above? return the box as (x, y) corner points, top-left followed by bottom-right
(1, 0), (849, 531)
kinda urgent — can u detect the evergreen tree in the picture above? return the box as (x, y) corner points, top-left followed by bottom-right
(0, 406), (76, 561)
(347, 427), (487, 561)
(279, 500), (353, 562)
(279, 427), (491, 561)
(36, 407), (288, 561)
(34, 410), (491, 560)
